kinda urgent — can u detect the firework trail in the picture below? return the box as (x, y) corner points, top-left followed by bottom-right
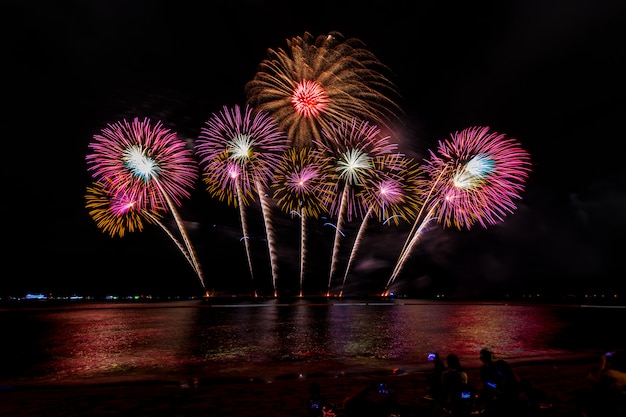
(85, 181), (199, 274)
(272, 147), (334, 296)
(245, 31), (402, 150)
(383, 126), (532, 295)
(315, 118), (398, 296)
(195, 104), (289, 297)
(339, 154), (424, 297)
(200, 155), (257, 295)
(85, 118), (206, 292)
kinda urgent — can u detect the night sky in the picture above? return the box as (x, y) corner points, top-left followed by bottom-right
(5, 1), (626, 299)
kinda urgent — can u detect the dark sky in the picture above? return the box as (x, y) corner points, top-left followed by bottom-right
(5, 1), (626, 299)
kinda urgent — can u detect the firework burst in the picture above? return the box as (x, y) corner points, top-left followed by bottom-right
(339, 154), (425, 296)
(384, 126), (532, 295)
(245, 31), (402, 150)
(195, 104), (289, 297)
(424, 126), (532, 230)
(315, 118), (398, 295)
(85, 117), (206, 292)
(272, 147), (335, 296)
(85, 181), (160, 238)
(86, 118), (198, 210)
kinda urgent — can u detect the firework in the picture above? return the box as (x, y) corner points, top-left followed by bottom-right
(86, 117), (198, 210)
(201, 153), (257, 292)
(424, 126), (532, 230)
(85, 117), (206, 292)
(339, 154), (425, 296)
(85, 181), (159, 238)
(314, 118), (398, 295)
(85, 181), (199, 278)
(272, 147), (335, 296)
(245, 31), (402, 149)
(195, 104), (289, 297)
(384, 126), (532, 294)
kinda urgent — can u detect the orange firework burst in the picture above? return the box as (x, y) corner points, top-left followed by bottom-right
(245, 31), (402, 149)
(85, 181), (161, 238)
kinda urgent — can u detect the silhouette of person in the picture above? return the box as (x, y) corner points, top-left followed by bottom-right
(441, 353), (474, 415)
(478, 348), (499, 405)
(424, 352), (446, 403)
(481, 359), (530, 417)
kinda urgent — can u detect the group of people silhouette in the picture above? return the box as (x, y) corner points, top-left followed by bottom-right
(307, 348), (626, 417)
(307, 348), (540, 417)
(422, 348), (539, 416)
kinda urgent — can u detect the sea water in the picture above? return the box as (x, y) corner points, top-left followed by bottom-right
(1, 299), (624, 384)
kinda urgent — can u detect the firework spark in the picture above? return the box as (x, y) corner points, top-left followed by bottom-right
(195, 104), (289, 297)
(315, 118), (399, 296)
(272, 147), (335, 296)
(85, 181), (199, 280)
(85, 117), (205, 292)
(339, 154), (425, 296)
(245, 31), (402, 150)
(383, 126), (532, 295)
(86, 118), (198, 210)
(85, 181), (158, 238)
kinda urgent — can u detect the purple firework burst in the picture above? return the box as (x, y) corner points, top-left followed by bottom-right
(195, 104), (289, 190)
(272, 147), (335, 219)
(358, 154), (425, 226)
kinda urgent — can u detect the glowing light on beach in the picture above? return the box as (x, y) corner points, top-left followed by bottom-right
(245, 31), (401, 149)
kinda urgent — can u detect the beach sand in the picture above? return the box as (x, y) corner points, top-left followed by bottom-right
(1, 355), (624, 416)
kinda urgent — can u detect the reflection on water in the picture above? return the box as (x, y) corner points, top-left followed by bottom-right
(1, 300), (624, 383)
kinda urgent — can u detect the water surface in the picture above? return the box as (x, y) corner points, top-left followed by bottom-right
(1, 299), (623, 384)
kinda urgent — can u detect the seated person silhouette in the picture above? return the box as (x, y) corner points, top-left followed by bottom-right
(441, 354), (475, 416)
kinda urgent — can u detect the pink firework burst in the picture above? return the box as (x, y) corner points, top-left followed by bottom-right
(291, 80), (330, 119)
(424, 126), (532, 230)
(86, 117), (206, 292)
(383, 126), (531, 295)
(340, 154), (424, 296)
(245, 31), (402, 149)
(271, 147), (335, 296)
(195, 104), (289, 188)
(195, 104), (289, 297)
(86, 117), (198, 210)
